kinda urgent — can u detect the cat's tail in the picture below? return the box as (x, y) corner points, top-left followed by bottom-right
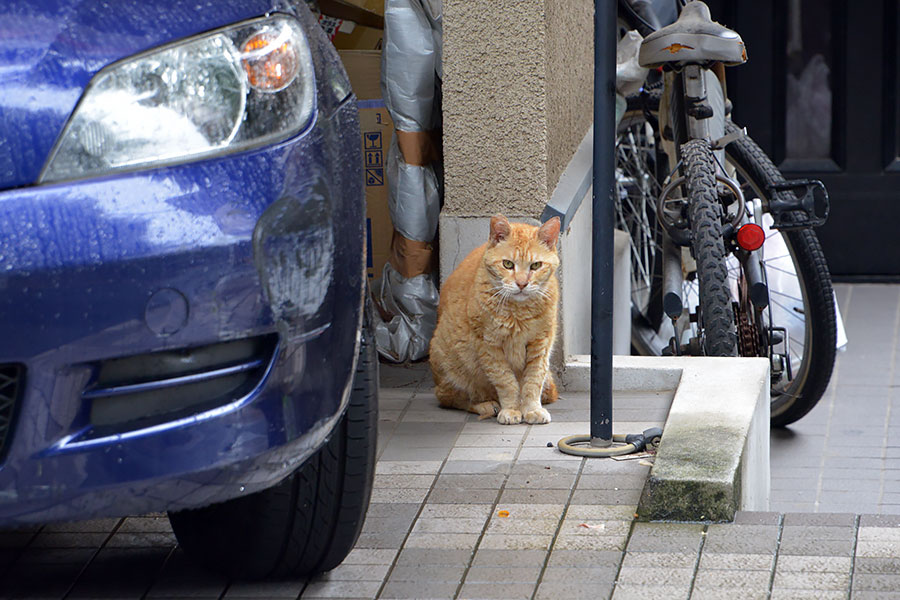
(541, 375), (558, 405)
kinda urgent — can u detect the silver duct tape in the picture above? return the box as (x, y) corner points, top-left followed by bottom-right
(387, 136), (440, 241)
(373, 263), (439, 362)
(382, 0), (442, 132)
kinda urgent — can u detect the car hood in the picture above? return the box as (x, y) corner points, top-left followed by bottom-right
(0, 0), (277, 190)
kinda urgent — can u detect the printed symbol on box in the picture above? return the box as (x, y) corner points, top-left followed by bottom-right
(366, 169), (384, 186)
(366, 151), (382, 168)
(364, 132), (382, 150)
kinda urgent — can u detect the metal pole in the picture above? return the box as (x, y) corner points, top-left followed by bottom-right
(590, 0), (617, 447)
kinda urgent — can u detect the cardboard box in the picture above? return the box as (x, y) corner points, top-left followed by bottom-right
(326, 18), (383, 50)
(339, 50), (393, 279)
(320, 0), (384, 27)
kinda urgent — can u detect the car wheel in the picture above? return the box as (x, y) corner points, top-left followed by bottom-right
(168, 323), (378, 580)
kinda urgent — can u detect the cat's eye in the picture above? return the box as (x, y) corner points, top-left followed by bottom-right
(502, 260), (514, 269)
(530, 262), (542, 270)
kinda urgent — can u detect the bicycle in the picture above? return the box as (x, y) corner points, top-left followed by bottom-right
(615, 0), (838, 426)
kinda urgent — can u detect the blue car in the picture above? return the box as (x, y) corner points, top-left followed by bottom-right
(0, 0), (377, 579)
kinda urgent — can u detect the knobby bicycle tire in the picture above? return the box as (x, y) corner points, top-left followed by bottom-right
(681, 138), (738, 357)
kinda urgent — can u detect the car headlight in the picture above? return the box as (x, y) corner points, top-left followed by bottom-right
(40, 15), (315, 183)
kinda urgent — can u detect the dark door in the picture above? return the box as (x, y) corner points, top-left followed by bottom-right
(707, 0), (900, 280)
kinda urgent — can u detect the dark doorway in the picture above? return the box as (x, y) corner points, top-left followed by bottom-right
(707, 0), (900, 280)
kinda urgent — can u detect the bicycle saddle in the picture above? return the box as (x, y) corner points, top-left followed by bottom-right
(638, 1), (747, 68)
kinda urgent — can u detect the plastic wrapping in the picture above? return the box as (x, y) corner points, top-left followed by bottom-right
(373, 0), (442, 362)
(372, 263), (439, 362)
(616, 30), (649, 98)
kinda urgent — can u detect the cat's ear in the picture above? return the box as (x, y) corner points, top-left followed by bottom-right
(489, 215), (511, 246)
(537, 217), (561, 248)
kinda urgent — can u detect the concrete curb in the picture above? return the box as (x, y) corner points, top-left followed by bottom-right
(562, 355), (770, 521)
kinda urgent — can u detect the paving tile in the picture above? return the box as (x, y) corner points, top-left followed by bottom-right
(782, 512), (858, 527)
(615, 565), (694, 587)
(379, 445), (451, 461)
(302, 579), (383, 599)
(478, 534), (554, 551)
(361, 516), (416, 534)
(489, 504), (566, 521)
(314, 563), (391, 582)
(470, 549), (548, 568)
(498, 488), (571, 505)
(771, 570), (851, 590)
(419, 504), (493, 520)
(857, 526), (900, 541)
(577, 474), (647, 490)
(43, 519), (122, 533)
(853, 556), (900, 574)
(440, 461), (511, 475)
(394, 548), (472, 567)
(610, 583), (690, 600)
(378, 580), (459, 599)
(545, 549), (623, 569)
(621, 551), (697, 569)
(569, 489), (642, 505)
(434, 474), (506, 489)
(851, 573), (900, 592)
(463, 565), (542, 583)
(427, 487), (498, 504)
(485, 517), (559, 536)
(373, 474), (437, 488)
(855, 540), (900, 558)
(775, 554), (852, 572)
(456, 582), (535, 599)
(411, 517), (487, 535)
(564, 504), (637, 521)
(454, 433), (525, 448)
(387, 565), (464, 583)
(342, 548), (400, 565)
(375, 461), (443, 475)
(690, 590), (769, 600)
(535, 580), (615, 600)
(692, 569), (773, 590)
(447, 447), (516, 462)
(403, 533), (481, 550)
(145, 551), (227, 598)
(354, 530), (408, 549)
(222, 580), (305, 598)
(777, 537), (855, 556)
(539, 565), (618, 583)
(697, 552), (773, 571)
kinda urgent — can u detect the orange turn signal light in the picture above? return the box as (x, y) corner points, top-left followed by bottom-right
(241, 31), (299, 92)
(736, 223), (766, 251)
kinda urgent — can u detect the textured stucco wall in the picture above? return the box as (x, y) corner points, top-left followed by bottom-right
(545, 0), (594, 191)
(442, 0), (594, 218)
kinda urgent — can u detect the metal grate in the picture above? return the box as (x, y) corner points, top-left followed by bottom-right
(0, 364), (24, 464)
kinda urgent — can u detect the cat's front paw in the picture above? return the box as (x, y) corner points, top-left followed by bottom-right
(524, 407), (552, 424)
(497, 408), (522, 425)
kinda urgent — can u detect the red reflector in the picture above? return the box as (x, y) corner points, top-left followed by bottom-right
(736, 223), (766, 251)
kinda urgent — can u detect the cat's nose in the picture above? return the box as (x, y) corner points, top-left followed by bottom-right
(516, 281), (527, 290)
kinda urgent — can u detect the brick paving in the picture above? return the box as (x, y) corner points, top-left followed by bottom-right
(1, 282), (898, 599)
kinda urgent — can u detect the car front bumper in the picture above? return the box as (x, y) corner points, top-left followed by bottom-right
(0, 97), (365, 526)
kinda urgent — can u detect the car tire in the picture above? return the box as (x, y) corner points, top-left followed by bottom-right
(168, 319), (378, 580)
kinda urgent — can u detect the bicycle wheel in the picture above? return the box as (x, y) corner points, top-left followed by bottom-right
(681, 138), (738, 357)
(615, 95), (837, 425)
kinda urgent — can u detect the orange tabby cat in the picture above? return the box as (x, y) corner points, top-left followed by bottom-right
(429, 215), (560, 425)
